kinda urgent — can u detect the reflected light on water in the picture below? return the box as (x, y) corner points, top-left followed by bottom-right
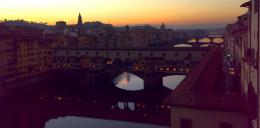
(45, 116), (169, 128)
(163, 75), (186, 90)
(117, 102), (136, 111)
(174, 44), (193, 48)
(200, 44), (209, 47)
(128, 102), (135, 111)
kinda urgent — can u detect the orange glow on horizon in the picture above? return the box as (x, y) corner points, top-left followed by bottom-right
(0, 0), (248, 26)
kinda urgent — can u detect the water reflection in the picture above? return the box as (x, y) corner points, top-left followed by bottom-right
(200, 44), (209, 47)
(111, 101), (171, 112)
(116, 102), (136, 111)
(45, 116), (169, 128)
(174, 44), (193, 47)
(163, 75), (186, 90)
(0, 74), (172, 128)
(114, 72), (144, 91)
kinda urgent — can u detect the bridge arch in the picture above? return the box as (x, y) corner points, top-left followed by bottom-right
(199, 37), (211, 43)
(213, 37), (224, 44)
(188, 35), (224, 44)
(113, 58), (124, 68)
(114, 72), (144, 91)
(162, 75), (186, 90)
(124, 58), (134, 68)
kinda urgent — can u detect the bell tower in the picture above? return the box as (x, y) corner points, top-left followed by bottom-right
(77, 13), (83, 35)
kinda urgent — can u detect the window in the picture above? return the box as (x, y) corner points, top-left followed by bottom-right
(128, 52), (131, 56)
(139, 53), (142, 56)
(180, 118), (192, 128)
(219, 122), (233, 128)
(96, 52), (99, 56)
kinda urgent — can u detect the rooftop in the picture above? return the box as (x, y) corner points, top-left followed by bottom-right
(164, 47), (247, 112)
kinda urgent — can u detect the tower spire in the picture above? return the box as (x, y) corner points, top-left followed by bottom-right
(78, 12), (83, 25)
(77, 12), (83, 36)
(160, 22), (166, 29)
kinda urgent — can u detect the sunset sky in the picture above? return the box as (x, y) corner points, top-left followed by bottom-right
(0, 0), (249, 27)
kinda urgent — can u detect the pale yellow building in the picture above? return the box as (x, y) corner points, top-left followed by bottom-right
(16, 38), (40, 78)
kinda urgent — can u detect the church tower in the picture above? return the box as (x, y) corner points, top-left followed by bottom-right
(77, 13), (83, 35)
(78, 13), (83, 26)
(160, 22), (166, 30)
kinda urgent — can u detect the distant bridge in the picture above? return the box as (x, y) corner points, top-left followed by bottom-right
(174, 35), (224, 47)
(53, 47), (210, 70)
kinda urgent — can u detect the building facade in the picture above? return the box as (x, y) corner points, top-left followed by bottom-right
(38, 43), (53, 74)
(249, 0), (260, 128)
(0, 39), (17, 84)
(225, 1), (260, 127)
(15, 38), (41, 78)
(52, 47), (208, 71)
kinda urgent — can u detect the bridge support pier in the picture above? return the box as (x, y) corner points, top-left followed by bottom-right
(209, 37), (214, 43)
(143, 73), (163, 89)
(80, 71), (111, 87)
